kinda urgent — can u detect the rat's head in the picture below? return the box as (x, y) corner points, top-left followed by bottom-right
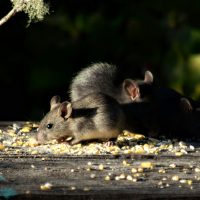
(180, 98), (200, 139)
(122, 70), (153, 103)
(37, 96), (73, 144)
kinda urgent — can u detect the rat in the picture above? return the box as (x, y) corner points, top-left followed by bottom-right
(36, 93), (200, 145)
(69, 62), (153, 103)
(36, 93), (125, 145)
(37, 62), (200, 144)
(122, 97), (200, 140)
(70, 62), (199, 108)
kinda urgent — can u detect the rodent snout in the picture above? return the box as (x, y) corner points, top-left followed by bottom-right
(36, 131), (46, 144)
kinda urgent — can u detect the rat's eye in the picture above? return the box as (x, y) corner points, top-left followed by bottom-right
(47, 123), (53, 129)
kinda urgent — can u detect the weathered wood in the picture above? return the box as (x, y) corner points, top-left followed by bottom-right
(1, 155), (200, 199)
(0, 122), (200, 199)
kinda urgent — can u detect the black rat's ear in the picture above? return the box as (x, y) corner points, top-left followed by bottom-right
(59, 101), (72, 119)
(123, 79), (140, 101)
(50, 95), (61, 111)
(180, 98), (193, 113)
(144, 70), (153, 83)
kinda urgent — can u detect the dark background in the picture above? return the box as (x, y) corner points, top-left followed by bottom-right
(1, 0), (200, 121)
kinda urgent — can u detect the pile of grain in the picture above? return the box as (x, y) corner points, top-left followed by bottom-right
(0, 122), (197, 156)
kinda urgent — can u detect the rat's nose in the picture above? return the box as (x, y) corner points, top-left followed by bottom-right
(36, 131), (46, 144)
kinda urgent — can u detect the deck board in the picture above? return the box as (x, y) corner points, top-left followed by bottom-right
(0, 122), (200, 199)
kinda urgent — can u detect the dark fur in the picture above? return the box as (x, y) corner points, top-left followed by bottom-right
(122, 97), (200, 140)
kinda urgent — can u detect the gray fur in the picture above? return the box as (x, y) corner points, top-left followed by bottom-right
(70, 63), (122, 102)
(37, 93), (125, 145)
(70, 63), (153, 103)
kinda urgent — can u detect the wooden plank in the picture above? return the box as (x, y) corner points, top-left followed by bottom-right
(0, 122), (200, 199)
(1, 154), (200, 199)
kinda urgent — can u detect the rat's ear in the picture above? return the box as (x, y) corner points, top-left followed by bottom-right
(50, 95), (61, 111)
(59, 101), (72, 119)
(144, 70), (153, 83)
(180, 98), (193, 113)
(123, 79), (140, 101)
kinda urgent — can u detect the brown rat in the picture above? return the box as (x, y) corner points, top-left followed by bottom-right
(69, 62), (153, 103)
(37, 93), (125, 145)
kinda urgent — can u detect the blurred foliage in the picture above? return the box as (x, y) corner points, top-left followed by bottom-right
(1, 0), (200, 120)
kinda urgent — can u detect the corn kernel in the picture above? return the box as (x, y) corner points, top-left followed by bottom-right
(172, 175), (179, 181)
(105, 176), (110, 181)
(0, 144), (5, 151)
(40, 183), (52, 190)
(99, 164), (104, 171)
(140, 162), (153, 169)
